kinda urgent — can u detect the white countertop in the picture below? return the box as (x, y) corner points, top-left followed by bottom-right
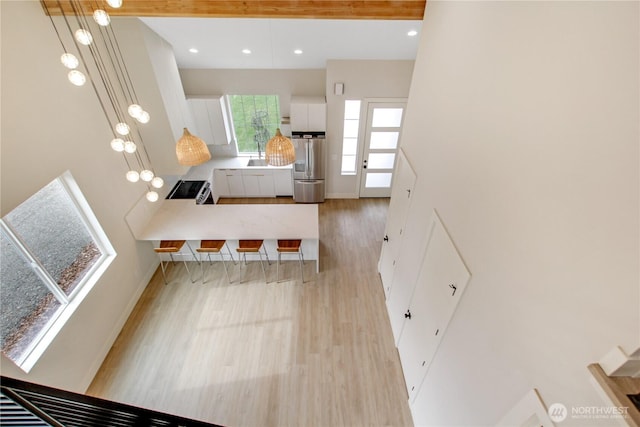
(135, 200), (318, 241)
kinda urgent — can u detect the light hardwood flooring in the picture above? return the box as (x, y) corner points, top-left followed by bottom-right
(87, 198), (413, 427)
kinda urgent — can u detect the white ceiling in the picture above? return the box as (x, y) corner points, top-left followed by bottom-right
(140, 17), (422, 69)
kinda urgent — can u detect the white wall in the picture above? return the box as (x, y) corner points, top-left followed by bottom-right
(0, 2), (169, 392)
(391, 1), (639, 425)
(325, 60), (414, 198)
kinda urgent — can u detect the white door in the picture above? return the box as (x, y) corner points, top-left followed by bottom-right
(397, 211), (471, 403)
(359, 102), (406, 197)
(378, 149), (416, 299)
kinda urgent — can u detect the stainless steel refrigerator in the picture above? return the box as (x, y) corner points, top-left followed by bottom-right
(292, 132), (325, 203)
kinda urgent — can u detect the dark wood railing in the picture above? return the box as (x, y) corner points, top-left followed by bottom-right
(0, 376), (224, 427)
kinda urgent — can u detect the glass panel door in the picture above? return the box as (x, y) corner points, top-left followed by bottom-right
(359, 102), (406, 197)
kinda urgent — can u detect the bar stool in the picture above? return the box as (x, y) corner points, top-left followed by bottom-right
(196, 240), (235, 284)
(276, 240), (304, 283)
(153, 240), (196, 285)
(236, 240), (270, 282)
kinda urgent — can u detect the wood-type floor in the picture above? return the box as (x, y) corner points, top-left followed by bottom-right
(87, 198), (413, 427)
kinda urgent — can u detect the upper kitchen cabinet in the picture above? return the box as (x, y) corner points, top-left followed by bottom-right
(290, 96), (326, 132)
(187, 96), (233, 145)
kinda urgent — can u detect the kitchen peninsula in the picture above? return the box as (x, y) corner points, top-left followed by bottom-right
(128, 200), (320, 272)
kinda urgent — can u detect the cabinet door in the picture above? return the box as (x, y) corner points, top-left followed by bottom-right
(274, 169), (293, 196)
(307, 103), (326, 131)
(290, 103), (308, 132)
(257, 172), (275, 197)
(397, 211), (471, 403)
(187, 96), (232, 145)
(242, 174), (260, 196)
(226, 170), (245, 196)
(213, 169), (229, 197)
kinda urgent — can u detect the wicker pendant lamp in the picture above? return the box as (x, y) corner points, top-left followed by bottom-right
(176, 128), (211, 166)
(265, 128), (296, 166)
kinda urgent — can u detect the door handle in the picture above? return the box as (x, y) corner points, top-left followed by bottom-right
(363, 159), (367, 169)
(383, 235), (389, 242)
(404, 309), (412, 319)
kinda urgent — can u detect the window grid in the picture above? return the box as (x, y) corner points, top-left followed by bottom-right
(227, 95), (281, 154)
(1, 172), (115, 371)
(341, 100), (362, 175)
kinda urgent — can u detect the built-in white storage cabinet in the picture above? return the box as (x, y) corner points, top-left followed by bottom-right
(213, 168), (293, 199)
(381, 208), (471, 416)
(187, 96), (233, 145)
(290, 96), (327, 132)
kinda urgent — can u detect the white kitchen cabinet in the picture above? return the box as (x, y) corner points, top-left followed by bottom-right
(187, 96), (232, 145)
(274, 169), (293, 196)
(225, 169), (245, 196)
(243, 170), (275, 197)
(290, 96), (326, 132)
(213, 169), (229, 198)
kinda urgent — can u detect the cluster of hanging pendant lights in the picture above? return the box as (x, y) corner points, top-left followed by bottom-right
(46, 0), (162, 202)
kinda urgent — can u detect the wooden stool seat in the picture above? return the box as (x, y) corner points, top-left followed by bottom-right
(276, 239), (304, 283)
(154, 240), (186, 253)
(196, 240), (225, 253)
(236, 240), (270, 282)
(153, 240), (195, 285)
(197, 240), (235, 284)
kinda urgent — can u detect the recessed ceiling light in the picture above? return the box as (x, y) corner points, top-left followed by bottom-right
(407, 30), (418, 37)
(189, 48), (198, 53)
(294, 49), (303, 55)
(242, 48), (252, 54)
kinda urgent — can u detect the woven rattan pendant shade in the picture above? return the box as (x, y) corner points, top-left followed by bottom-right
(176, 128), (211, 166)
(265, 128), (295, 166)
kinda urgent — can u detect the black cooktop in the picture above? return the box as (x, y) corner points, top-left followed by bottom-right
(166, 180), (207, 200)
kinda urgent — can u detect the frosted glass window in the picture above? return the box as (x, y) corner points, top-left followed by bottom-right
(370, 132), (399, 149)
(341, 99), (362, 176)
(341, 155), (356, 175)
(372, 108), (403, 127)
(343, 138), (358, 155)
(0, 172), (115, 372)
(365, 173), (393, 188)
(367, 153), (396, 169)
(343, 120), (359, 138)
(344, 100), (361, 120)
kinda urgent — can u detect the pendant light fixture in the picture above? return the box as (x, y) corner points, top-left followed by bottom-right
(43, 0), (163, 202)
(265, 128), (296, 166)
(176, 128), (211, 166)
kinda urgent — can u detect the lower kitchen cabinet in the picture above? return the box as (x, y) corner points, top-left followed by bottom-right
(214, 167), (290, 198)
(274, 169), (293, 196)
(243, 170), (275, 197)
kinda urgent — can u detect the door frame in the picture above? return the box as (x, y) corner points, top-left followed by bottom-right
(356, 98), (407, 198)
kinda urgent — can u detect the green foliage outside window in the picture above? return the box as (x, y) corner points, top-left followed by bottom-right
(228, 95), (281, 155)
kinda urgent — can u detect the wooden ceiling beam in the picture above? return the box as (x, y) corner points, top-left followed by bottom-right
(41, 1), (426, 20)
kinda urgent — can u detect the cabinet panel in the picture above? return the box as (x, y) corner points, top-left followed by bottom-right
(307, 103), (327, 131)
(225, 170), (245, 196)
(274, 169), (293, 196)
(257, 173), (275, 196)
(242, 174), (260, 196)
(213, 169), (229, 198)
(397, 211), (471, 403)
(187, 96), (232, 145)
(290, 96), (326, 132)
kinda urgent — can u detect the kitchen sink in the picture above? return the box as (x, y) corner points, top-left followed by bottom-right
(246, 158), (268, 166)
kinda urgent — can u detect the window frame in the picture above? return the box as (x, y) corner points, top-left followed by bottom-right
(341, 99), (362, 175)
(225, 94), (281, 156)
(1, 171), (116, 372)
